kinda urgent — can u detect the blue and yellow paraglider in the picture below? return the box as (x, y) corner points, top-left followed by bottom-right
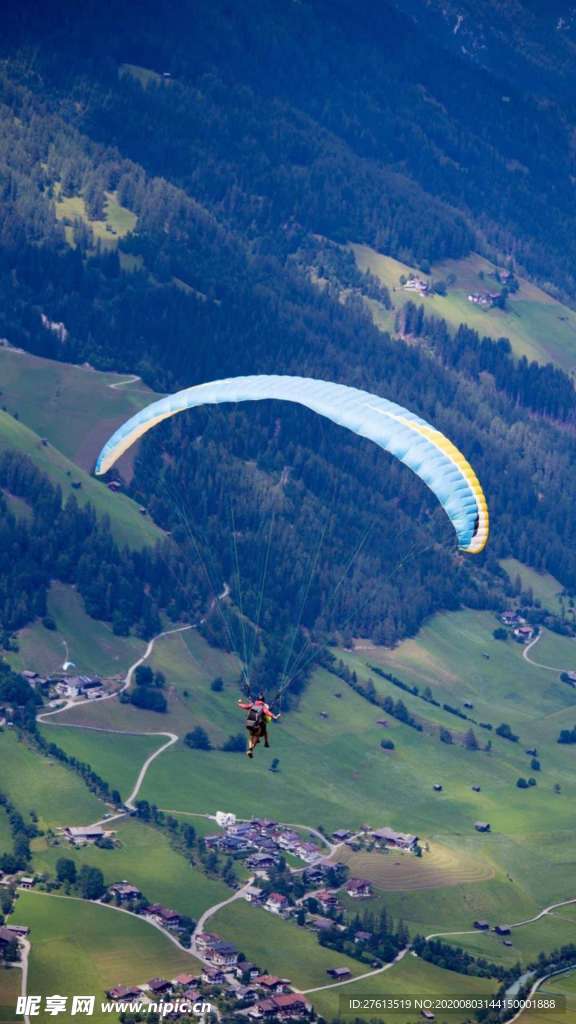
(95, 375), (489, 553)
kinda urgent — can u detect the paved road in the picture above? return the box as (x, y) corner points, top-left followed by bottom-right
(191, 879), (256, 962)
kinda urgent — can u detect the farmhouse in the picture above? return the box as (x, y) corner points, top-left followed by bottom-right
(250, 993), (312, 1020)
(0, 926), (17, 948)
(513, 625), (535, 644)
(243, 885), (264, 904)
(327, 966), (351, 979)
(146, 904), (181, 927)
(63, 825), (108, 844)
(201, 966), (226, 985)
(495, 925), (511, 936)
(345, 878), (373, 899)
(147, 978), (172, 995)
(254, 976), (291, 994)
(265, 892), (289, 915)
(332, 829), (351, 842)
(204, 939), (239, 967)
(106, 986), (142, 1000)
(18, 876), (35, 890)
(108, 882), (142, 902)
(474, 920), (490, 931)
(315, 890), (340, 913)
(309, 914), (338, 933)
(371, 827), (419, 853)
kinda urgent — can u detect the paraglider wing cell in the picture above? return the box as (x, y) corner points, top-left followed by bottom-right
(95, 375), (488, 553)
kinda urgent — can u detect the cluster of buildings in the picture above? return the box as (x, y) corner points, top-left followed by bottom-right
(21, 671), (106, 701)
(467, 290), (501, 308)
(499, 610), (536, 644)
(59, 825), (116, 846)
(402, 276), (432, 296)
(204, 817), (323, 868)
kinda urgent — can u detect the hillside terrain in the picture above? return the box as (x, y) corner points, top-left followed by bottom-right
(2, 1), (576, 1021)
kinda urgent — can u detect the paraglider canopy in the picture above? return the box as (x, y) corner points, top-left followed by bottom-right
(95, 375), (489, 553)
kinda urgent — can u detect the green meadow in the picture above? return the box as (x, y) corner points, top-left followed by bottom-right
(32, 817), (230, 922)
(350, 245), (576, 371)
(0, 409), (161, 548)
(0, 345), (157, 477)
(10, 893), (199, 1023)
(0, 730), (104, 830)
(9, 582), (145, 678)
(309, 955), (497, 1023)
(0, 966), (21, 1020)
(501, 559), (566, 618)
(54, 187), (137, 249)
(37, 725), (160, 801)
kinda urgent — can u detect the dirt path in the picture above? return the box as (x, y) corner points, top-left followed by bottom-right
(425, 895), (576, 941)
(522, 632), (575, 673)
(298, 946), (409, 995)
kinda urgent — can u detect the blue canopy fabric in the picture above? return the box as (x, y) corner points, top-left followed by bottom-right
(95, 375), (488, 553)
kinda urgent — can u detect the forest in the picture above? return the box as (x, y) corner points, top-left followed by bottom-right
(0, 0), (576, 662)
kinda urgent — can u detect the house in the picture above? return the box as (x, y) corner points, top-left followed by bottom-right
(64, 825), (107, 844)
(147, 978), (172, 995)
(303, 865), (327, 886)
(146, 904), (181, 927)
(18, 876), (35, 890)
(474, 822), (491, 833)
(293, 841), (321, 863)
(215, 811), (236, 828)
(513, 625), (535, 644)
(204, 834), (222, 849)
(0, 926), (17, 948)
(327, 967), (351, 979)
(474, 921), (490, 931)
(354, 930), (373, 944)
(472, 785), (481, 793)
(234, 962), (260, 981)
(243, 886), (264, 904)
(315, 890), (340, 913)
(205, 939), (239, 967)
(277, 830), (301, 850)
(265, 892), (289, 915)
(109, 882), (142, 902)
(5, 925), (29, 937)
(106, 986), (142, 1000)
(421, 1011), (435, 1021)
(174, 973), (197, 987)
(332, 829), (351, 842)
(254, 976), (291, 994)
(309, 914), (337, 933)
(251, 994), (312, 1020)
(247, 853), (277, 872)
(503, 939), (513, 947)
(403, 277), (431, 295)
(194, 932), (220, 955)
(495, 925), (511, 936)
(346, 878), (373, 899)
(371, 827), (419, 853)
(201, 966), (226, 985)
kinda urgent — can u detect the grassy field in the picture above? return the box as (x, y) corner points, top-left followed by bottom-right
(0, 345), (158, 478)
(8, 582), (145, 678)
(52, 627), (241, 742)
(0, 966), (21, 1023)
(0, 802), (14, 857)
(10, 893), (199, 1023)
(309, 954), (497, 1023)
(500, 559), (566, 618)
(32, 817), (230, 921)
(210, 899), (363, 989)
(0, 730), (104, 830)
(37, 725), (160, 801)
(447, 912), (576, 968)
(350, 245), (576, 371)
(0, 409), (161, 548)
(54, 187), (137, 249)
(333, 839), (494, 891)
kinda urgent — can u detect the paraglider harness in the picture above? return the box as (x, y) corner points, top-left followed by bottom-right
(245, 703), (265, 733)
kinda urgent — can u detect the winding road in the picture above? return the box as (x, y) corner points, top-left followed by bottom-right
(25, 618), (576, 1015)
(522, 631), (575, 673)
